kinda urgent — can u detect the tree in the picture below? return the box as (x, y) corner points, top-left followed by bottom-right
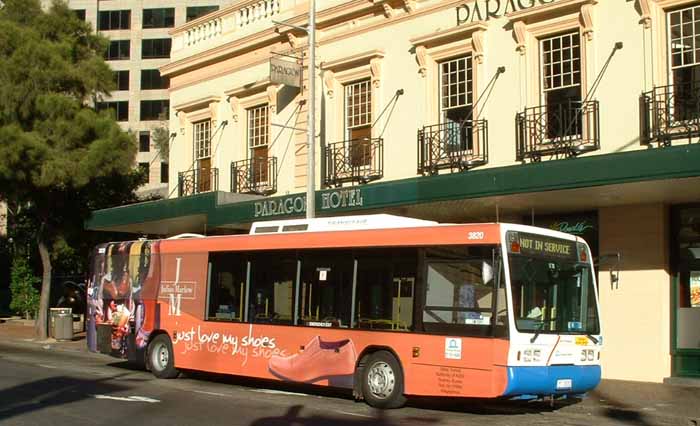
(0, 0), (143, 339)
(9, 257), (40, 320)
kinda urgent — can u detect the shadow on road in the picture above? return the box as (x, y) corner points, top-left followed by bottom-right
(0, 374), (129, 421)
(249, 404), (439, 426)
(589, 388), (657, 426)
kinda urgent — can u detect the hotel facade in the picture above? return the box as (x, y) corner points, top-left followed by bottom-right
(88, 0), (700, 383)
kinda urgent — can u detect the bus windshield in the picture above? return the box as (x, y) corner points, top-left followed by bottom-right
(507, 232), (600, 335)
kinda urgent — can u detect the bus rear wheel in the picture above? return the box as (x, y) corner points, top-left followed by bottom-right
(361, 351), (406, 409)
(148, 334), (179, 379)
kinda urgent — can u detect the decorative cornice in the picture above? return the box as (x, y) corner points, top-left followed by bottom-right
(382, 4), (394, 19)
(402, 0), (416, 13)
(266, 84), (279, 110)
(173, 95), (222, 113)
(638, 0), (651, 28)
(370, 57), (382, 88)
(409, 21), (488, 48)
(323, 70), (335, 98)
(321, 49), (386, 71)
(228, 96), (240, 122)
(513, 21), (527, 55)
(415, 45), (427, 78)
(287, 32), (299, 49)
(224, 78), (273, 98)
(580, 3), (594, 40)
(163, 0), (466, 79)
(472, 30), (484, 64)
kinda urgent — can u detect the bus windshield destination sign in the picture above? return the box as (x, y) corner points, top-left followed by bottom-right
(513, 232), (577, 260)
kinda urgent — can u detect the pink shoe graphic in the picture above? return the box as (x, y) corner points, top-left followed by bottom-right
(268, 336), (357, 383)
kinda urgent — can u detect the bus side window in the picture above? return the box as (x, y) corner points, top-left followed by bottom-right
(354, 248), (417, 332)
(249, 251), (297, 325)
(207, 252), (247, 322)
(298, 249), (353, 327)
(422, 246), (496, 337)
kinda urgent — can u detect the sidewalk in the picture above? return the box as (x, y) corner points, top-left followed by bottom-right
(0, 317), (88, 353)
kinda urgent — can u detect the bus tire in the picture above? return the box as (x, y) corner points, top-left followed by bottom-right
(148, 334), (179, 379)
(361, 351), (406, 409)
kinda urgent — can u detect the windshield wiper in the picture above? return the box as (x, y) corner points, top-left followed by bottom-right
(530, 322), (545, 343)
(586, 334), (599, 344)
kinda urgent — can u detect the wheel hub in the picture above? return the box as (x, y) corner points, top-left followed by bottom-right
(367, 361), (395, 399)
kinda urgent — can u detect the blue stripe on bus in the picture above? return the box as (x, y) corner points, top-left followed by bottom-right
(502, 365), (601, 397)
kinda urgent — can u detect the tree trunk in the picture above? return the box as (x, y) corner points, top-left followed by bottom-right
(35, 235), (52, 340)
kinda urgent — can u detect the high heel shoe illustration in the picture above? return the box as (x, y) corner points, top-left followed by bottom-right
(268, 336), (357, 383)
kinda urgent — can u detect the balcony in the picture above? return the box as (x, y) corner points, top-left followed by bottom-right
(231, 157), (278, 195)
(323, 138), (383, 187)
(178, 167), (219, 197)
(417, 120), (488, 175)
(516, 100), (600, 162)
(640, 83), (700, 146)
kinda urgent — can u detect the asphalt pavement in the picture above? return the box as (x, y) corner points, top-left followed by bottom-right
(0, 321), (699, 426)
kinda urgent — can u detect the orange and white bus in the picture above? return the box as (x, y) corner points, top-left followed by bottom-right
(86, 214), (602, 408)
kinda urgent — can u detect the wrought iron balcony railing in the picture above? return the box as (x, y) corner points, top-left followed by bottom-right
(323, 137), (383, 187)
(640, 82), (700, 146)
(177, 167), (218, 197)
(231, 156), (278, 195)
(417, 119), (488, 175)
(516, 100), (600, 162)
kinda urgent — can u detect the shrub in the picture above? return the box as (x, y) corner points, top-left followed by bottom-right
(9, 257), (40, 320)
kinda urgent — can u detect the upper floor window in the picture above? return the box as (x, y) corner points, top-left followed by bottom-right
(540, 31), (582, 137)
(141, 69), (169, 90)
(98, 10), (130, 30)
(140, 100), (169, 121)
(247, 104), (270, 185)
(344, 79), (372, 166)
(160, 162), (169, 184)
(105, 40), (130, 61)
(96, 101), (128, 122)
(139, 131), (150, 152)
(73, 9), (86, 21)
(114, 70), (129, 91)
(194, 120), (211, 160)
(439, 55), (473, 151)
(142, 38), (171, 59)
(142, 8), (175, 29)
(186, 6), (219, 22)
(668, 5), (700, 122)
(139, 162), (150, 183)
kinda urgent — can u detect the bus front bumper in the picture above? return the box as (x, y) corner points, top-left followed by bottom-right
(502, 365), (601, 397)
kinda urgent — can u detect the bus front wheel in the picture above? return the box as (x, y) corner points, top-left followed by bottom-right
(361, 351), (406, 409)
(148, 334), (179, 379)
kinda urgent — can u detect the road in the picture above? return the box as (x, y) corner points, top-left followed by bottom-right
(0, 341), (685, 426)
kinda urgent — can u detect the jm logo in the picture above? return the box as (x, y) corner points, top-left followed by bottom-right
(169, 294), (182, 316)
(168, 258), (183, 316)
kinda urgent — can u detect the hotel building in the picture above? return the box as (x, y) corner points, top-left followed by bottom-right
(88, 0), (700, 382)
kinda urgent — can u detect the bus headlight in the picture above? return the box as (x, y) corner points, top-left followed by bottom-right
(523, 349), (541, 362)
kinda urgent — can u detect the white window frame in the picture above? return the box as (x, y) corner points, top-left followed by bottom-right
(540, 31), (582, 104)
(344, 79), (372, 139)
(194, 119), (211, 160)
(247, 104), (269, 155)
(439, 55), (473, 120)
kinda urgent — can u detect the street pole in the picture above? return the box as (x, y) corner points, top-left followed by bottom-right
(306, 0), (316, 219)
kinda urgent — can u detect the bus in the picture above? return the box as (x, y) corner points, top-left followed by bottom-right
(86, 214), (602, 409)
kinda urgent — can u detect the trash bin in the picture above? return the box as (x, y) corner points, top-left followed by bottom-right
(50, 307), (73, 341)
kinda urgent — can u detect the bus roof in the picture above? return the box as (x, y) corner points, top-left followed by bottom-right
(159, 222), (502, 254)
(249, 214), (437, 235)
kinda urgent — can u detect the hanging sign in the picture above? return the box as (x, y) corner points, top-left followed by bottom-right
(270, 57), (301, 88)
